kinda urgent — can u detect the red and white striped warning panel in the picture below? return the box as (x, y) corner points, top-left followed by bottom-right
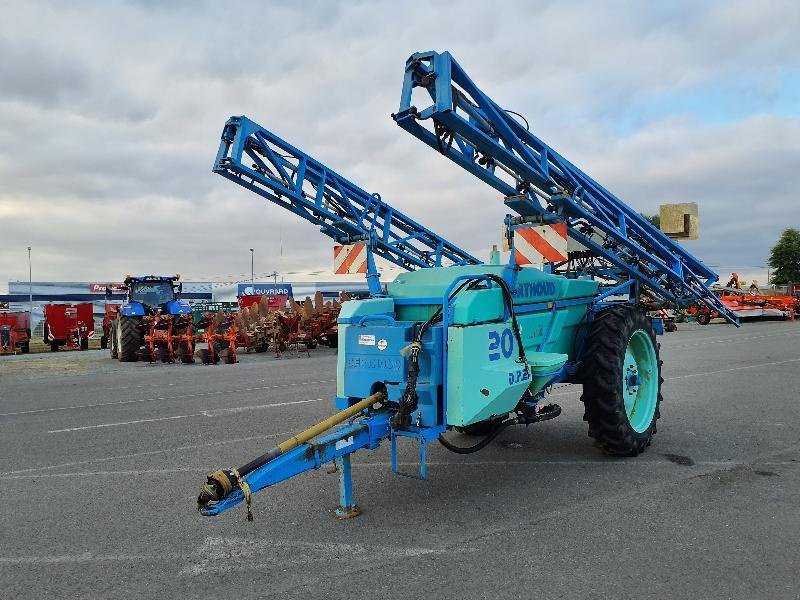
(513, 223), (568, 265)
(333, 243), (368, 274)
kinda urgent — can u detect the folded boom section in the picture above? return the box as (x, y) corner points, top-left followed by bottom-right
(214, 116), (480, 279)
(393, 51), (736, 323)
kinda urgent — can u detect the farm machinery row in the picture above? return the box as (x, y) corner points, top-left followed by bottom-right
(2, 305), (94, 355)
(236, 292), (348, 355)
(688, 284), (799, 324)
(105, 275), (347, 364)
(194, 50), (739, 522)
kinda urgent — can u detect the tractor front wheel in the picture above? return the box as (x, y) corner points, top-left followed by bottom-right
(116, 316), (142, 362)
(580, 306), (663, 456)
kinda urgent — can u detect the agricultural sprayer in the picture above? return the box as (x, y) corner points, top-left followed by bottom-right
(196, 51), (738, 521)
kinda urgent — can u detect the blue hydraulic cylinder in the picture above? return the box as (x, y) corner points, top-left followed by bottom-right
(393, 51), (737, 325)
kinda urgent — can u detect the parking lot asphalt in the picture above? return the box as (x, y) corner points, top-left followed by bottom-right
(1, 320), (799, 599)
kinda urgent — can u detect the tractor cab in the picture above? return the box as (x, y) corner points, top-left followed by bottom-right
(111, 275), (189, 316)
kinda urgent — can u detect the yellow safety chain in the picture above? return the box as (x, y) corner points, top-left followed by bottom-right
(230, 468), (254, 522)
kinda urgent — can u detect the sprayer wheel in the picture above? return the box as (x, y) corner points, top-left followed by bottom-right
(580, 306), (663, 456)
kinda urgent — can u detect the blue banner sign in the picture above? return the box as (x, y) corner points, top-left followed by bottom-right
(237, 283), (293, 297)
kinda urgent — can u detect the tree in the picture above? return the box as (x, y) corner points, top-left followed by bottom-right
(768, 228), (800, 284)
(640, 213), (660, 229)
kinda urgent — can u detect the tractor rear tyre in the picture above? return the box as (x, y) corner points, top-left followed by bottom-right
(116, 316), (142, 362)
(109, 320), (118, 359)
(580, 306), (663, 456)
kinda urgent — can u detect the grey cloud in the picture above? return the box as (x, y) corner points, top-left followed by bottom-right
(0, 35), (89, 108)
(1, 0), (799, 290)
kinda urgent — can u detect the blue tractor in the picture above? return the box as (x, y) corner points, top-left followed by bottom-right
(108, 275), (193, 363)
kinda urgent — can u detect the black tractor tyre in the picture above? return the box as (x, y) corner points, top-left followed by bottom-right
(117, 316), (142, 362)
(177, 343), (195, 364)
(109, 320), (118, 359)
(80, 337), (89, 351)
(696, 312), (711, 325)
(100, 336), (108, 350)
(580, 306), (663, 456)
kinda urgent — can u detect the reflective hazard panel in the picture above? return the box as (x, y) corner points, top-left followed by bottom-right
(513, 223), (568, 265)
(333, 243), (368, 274)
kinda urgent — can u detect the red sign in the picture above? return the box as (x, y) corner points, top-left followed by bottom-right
(89, 283), (126, 294)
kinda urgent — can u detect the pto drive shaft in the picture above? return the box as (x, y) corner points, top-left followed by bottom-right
(196, 391), (386, 510)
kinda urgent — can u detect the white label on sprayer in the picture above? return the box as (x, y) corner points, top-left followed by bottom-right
(358, 334), (376, 346)
(335, 436), (354, 450)
(377, 339), (388, 351)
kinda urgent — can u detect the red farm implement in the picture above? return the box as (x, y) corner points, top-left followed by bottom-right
(140, 314), (195, 363)
(194, 312), (238, 365)
(691, 289), (795, 324)
(0, 311), (31, 354)
(43, 303), (94, 351)
(273, 292), (348, 356)
(100, 303), (121, 350)
(234, 295), (286, 353)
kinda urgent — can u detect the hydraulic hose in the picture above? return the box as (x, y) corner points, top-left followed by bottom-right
(197, 391), (385, 509)
(438, 419), (515, 454)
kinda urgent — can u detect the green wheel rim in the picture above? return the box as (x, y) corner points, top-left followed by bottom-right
(621, 330), (658, 433)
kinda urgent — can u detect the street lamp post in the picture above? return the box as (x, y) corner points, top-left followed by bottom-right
(27, 246), (32, 316)
(250, 248), (254, 284)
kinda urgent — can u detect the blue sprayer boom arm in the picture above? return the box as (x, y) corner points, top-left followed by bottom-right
(393, 51), (736, 324)
(213, 116), (480, 294)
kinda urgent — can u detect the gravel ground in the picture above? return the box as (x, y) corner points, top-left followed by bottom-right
(1, 320), (799, 599)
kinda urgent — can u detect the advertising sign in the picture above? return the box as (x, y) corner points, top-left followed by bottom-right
(89, 283), (126, 294)
(237, 283), (293, 297)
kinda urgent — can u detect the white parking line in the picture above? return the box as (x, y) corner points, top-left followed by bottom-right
(0, 379), (335, 417)
(2, 429), (297, 476)
(666, 358), (800, 380)
(666, 330), (798, 349)
(47, 398), (325, 434)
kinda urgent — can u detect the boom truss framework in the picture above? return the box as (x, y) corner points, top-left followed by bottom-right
(393, 51), (736, 323)
(214, 116), (480, 294)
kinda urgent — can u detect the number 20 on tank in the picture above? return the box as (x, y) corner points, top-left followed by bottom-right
(488, 328), (514, 361)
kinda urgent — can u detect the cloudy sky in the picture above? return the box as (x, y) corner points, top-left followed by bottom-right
(1, 0), (798, 291)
